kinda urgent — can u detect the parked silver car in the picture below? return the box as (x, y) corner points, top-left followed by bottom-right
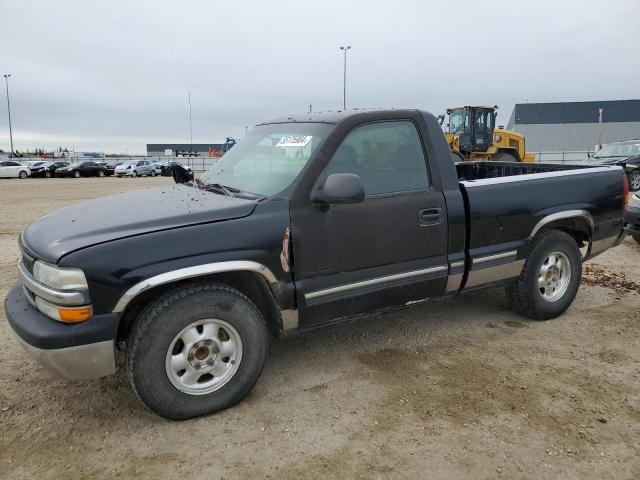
(114, 160), (156, 177)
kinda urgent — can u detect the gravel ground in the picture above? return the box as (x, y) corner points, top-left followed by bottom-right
(0, 177), (639, 480)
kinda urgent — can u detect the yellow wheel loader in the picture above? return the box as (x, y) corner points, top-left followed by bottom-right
(440, 105), (535, 163)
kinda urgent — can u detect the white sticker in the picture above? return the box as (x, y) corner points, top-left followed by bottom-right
(276, 135), (312, 147)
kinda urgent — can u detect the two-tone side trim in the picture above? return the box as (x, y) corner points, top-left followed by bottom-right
(305, 265), (447, 301)
(113, 261), (278, 313)
(445, 260), (465, 293)
(465, 250), (524, 288)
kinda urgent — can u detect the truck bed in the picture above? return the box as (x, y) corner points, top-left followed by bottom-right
(456, 161), (588, 181)
(455, 160), (624, 265)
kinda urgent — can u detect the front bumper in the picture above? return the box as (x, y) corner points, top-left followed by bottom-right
(4, 284), (119, 380)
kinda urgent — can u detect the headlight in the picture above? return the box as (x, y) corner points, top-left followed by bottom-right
(33, 261), (88, 291)
(628, 193), (640, 209)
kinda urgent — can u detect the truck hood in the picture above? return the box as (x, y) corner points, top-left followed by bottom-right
(581, 155), (640, 166)
(21, 184), (257, 263)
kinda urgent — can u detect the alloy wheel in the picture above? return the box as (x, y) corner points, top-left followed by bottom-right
(538, 251), (571, 302)
(165, 318), (243, 395)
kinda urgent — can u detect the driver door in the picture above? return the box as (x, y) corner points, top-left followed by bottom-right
(290, 119), (448, 329)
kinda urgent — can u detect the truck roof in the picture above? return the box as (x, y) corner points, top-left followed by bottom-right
(448, 105), (498, 110)
(258, 108), (423, 125)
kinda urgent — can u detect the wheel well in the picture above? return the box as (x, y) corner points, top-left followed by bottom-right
(116, 271), (282, 342)
(538, 218), (591, 248)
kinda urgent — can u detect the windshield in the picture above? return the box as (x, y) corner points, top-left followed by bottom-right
(449, 109), (469, 134)
(200, 123), (333, 196)
(594, 143), (640, 158)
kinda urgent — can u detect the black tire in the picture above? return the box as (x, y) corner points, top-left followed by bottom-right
(98, 170), (105, 177)
(627, 171), (640, 192)
(506, 229), (582, 320)
(451, 151), (465, 162)
(73, 170), (80, 178)
(132, 170), (137, 178)
(632, 234), (640, 245)
(150, 170), (156, 177)
(492, 151), (519, 162)
(45, 170), (51, 178)
(126, 282), (269, 420)
(18, 170), (28, 179)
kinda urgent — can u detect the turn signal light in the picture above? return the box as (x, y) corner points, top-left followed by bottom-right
(58, 306), (93, 323)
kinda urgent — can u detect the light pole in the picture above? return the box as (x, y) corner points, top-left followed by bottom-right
(339, 46), (351, 110)
(188, 91), (193, 153)
(3, 74), (14, 157)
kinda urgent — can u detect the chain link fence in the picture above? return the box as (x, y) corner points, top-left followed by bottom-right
(533, 151), (594, 164)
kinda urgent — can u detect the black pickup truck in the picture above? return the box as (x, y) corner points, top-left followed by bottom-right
(4, 109), (627, 419)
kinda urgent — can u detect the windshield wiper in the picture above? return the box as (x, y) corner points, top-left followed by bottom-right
(194, 179), (235, 197)
(196, 179), (267, 200)
(207, 183), (235, 196)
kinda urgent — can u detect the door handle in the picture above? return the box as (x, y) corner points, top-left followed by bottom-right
(419, 208), (443, 225)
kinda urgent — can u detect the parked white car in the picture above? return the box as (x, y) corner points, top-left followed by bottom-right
(115, 160), (156, 177)
(0, 160), (31, 178)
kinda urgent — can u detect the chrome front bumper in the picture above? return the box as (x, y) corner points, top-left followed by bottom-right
(4, 283), (118, 381)
(15, 336), (116, 380)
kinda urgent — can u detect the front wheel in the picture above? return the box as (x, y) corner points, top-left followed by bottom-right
(45, 170), (51, 178)
(18, 170), (28, 179)
(73, 170), (81, 178)
(150, 170), (156, 177)
(506, 229), (582, 320)
(98, 170), (105, 177)
(131, 170), (137, 178)
(126, 283), (269, 420)
(628, 171), (640, 192)
(492, 151), (519, 163)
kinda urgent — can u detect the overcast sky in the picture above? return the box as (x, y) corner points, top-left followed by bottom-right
(1, 0), (639, 154)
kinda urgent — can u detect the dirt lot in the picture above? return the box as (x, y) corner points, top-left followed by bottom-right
(0, 177), (638, 480)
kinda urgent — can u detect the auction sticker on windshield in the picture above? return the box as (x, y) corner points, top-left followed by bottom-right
(276, 135), (312, 147)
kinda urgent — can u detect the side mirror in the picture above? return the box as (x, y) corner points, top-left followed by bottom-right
(172, 164), (194, 184)
(313, 173), (365, 205)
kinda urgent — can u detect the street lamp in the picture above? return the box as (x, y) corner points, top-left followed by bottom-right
(3, 74), (14, 157)
(188, 91), (193, 153)
(339, 46), (351, 110)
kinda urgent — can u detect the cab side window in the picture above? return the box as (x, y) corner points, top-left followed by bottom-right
(324, 120), (429, 195)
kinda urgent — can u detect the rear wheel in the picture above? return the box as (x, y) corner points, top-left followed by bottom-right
(506, 229), (582, 320)
(492, 151), (519, 162)
(628, 171), (640, 192)
(126, 282), (269, 420)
